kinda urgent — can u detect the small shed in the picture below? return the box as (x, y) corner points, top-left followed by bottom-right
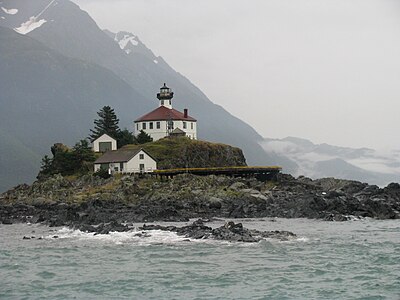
(169, 128), (186, 138)
(92, 133), (117, 153)
(94, 148), (157, 174)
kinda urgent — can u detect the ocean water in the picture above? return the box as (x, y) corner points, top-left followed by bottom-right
(1, 218), (399, 300)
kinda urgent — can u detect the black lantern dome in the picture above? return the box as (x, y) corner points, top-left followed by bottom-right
(157, 83), (174, 100)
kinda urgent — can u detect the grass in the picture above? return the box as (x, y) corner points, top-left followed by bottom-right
(121, 137), (247, 169)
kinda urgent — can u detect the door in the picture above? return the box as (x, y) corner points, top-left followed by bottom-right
(99, 142), (112, 152)
(139, 164), (145, 173)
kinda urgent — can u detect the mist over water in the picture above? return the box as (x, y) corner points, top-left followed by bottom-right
(1, 218), (399, 299)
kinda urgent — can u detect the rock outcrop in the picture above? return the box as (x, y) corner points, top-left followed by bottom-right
(1, 173), (400, 227)
(72, 219), (296, 242)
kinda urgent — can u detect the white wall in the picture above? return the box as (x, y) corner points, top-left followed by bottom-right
(134, 120), (197, 141)
(92, 134), (117, 152)
(94, 150), (156, 174)
(126, 150), (157, 173)
(94, 162), (126, 173)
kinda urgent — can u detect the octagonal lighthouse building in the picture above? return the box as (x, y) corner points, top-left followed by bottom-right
(134, 84), (197, 141)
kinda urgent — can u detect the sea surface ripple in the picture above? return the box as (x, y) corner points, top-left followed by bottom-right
(1, 218), (399, 299)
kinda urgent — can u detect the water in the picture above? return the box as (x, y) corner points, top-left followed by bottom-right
(1, 218), (400, 299)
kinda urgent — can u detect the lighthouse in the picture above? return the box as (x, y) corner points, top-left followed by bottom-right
(134, 84), (197, 141)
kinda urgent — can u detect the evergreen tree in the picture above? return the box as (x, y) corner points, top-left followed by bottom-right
(136, 130), (153, 144)
(117, 129), (137, 148)
(89, 106), (120, 141)
(37, 155), (53, 179)
(36, 140), (96, 179)
(73, 139), (96, 173)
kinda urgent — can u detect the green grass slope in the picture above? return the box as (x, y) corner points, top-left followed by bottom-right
(122, 137), (247, 169)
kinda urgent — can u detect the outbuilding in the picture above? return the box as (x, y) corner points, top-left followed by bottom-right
(94, 148), (157, 174)
(92, 133), (117, 153)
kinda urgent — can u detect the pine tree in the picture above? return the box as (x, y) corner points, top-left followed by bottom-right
(117, 129), (137, 148)
(72, 139), (96, 173)
(136, 130), (153, 144)
(37, 155), (53, 179)
(89, 106), (121, 142)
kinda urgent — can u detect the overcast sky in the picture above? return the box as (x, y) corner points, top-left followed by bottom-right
(74, 0), (400, 150)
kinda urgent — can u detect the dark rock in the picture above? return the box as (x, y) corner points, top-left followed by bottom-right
(140, 219), (295, 243)
(324, 214), (352, 222)
(1, 173), (399, 224)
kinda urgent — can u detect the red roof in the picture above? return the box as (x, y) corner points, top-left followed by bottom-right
(135, 106), (197, 122)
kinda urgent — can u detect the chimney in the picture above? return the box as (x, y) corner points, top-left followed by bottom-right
(184, 109), (188, 118)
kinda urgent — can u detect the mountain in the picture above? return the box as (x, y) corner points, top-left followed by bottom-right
(0, 26), (153, 192)
(0, 0), (295, 191)
(261, 137), (400, 186)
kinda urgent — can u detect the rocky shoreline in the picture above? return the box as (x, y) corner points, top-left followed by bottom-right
(1, 173), (399, 231)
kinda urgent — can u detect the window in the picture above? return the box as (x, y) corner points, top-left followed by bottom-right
(183, 122), (187, 129)
(191, 122), (194, 130)
(136, 123), (139, 130)
(139, 154), (144, 159)
(156, 122), (161, 129)
(161, 100), (164, 106)
(149, 122), (153, 129)
(120, 162), (124, 171)
(114, 167), (119, 172)
(143, 123), (146, 130)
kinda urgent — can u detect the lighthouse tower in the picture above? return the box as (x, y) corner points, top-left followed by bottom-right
(157, 83), (174, 109)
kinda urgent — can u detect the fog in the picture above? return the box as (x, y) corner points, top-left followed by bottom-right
(74, 0), (400, 150)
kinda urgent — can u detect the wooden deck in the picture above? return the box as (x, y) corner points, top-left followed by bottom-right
(153, 166), (282, 181)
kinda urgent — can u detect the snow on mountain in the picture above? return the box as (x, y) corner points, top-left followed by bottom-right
(14, 16), (47, 34)
(116, 33), (138, 49)
(113, 31), (139, 55)
(110, 30), (162, 61)
(9, 0), (57, 34)
(1, 7), (18, 15)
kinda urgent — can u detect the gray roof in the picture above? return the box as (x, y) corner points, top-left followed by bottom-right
(171, 128), (186, 134)
(94, 149), (141, 164)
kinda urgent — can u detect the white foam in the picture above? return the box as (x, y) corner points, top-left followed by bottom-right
(295, 237), (310, 242)
(1, 7), (18, 15)
(48, 227), (189, 246)
(15, 16), (47, 34)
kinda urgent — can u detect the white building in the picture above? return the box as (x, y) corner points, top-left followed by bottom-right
(94, 148), (157, 173)
(134, 84), (197, 141)
(92, 133), (117, 153)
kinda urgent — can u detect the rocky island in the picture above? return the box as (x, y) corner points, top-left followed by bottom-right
(1, 136), (399, 243)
